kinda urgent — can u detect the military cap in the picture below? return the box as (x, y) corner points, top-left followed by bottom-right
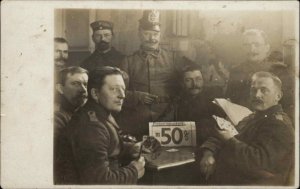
(90, 20), (113, 32)
(139, 10), (160, 32)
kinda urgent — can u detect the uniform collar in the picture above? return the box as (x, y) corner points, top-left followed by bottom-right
(254, 104), (283, 118)
(139, 47), (160, 58)
(241, 59), (271, 73)
(84, 100), (119, 128)
(95, 47), (115, 56)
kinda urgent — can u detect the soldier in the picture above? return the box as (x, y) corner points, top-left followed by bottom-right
(57, 67), (145, 184)
(81, 20), (125, 71)
(54, 66), (88, 136)
(55, 37), (69, 70)
(54, 66), (88, 183)
(176, 64), (226, 145)
(226, 29), (271, 108)
(199, 71), (295, 185)
(118, 10), (183, 139)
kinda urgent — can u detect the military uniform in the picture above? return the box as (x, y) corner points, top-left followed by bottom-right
(226, 60), (271, 108)
(56, 101), (138, 184)
(81, 47), (125, 72)
(54, 95), (77, 137)
(118, 48), (183, 138)
(200, 104), (295, 185)
(54, 95), (79, 184)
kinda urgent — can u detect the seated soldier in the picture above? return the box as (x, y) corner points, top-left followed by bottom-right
(199, 71), (295, 185)
(176, 64), (226, 145)
(56, 67), (145, 184)
(54, 67), (88, 184)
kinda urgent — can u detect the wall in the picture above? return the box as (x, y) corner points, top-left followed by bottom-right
(55, 9), (297, 69)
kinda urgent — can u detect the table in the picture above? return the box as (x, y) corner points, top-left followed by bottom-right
(138, 147), (204, 185)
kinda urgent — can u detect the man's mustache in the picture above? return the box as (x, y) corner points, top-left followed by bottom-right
(189, 87), (202, 90)
(145, 40), (159, 44)
(75, 93), (88, 99)
(98, 41), (109, 45)
(55, 57), (67, 62)
(252, 98), (263, 104)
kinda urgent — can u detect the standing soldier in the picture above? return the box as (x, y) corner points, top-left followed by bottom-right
(226, 29), (271, 108)
(118, 10), (183, 139)
(54, 37), (69, 72)
(81, 20), (125, 71)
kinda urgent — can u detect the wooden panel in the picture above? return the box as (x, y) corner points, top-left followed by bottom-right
(65, 9), (90, 51)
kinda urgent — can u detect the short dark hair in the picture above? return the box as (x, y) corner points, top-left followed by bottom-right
(181, 64), (203, 80)
(251, 71), (282, 91)
(57, 66), (88, 85)
(88, 66), (124, 99)
(54, 37), (68, 44)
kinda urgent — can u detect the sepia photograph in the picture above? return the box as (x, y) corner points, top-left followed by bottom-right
(1, 1), (299, 188)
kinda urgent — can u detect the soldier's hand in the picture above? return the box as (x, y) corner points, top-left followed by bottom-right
(212, 115), (237, 141)
(136, 91), (158, 105)
(199, 150), (216, 180)
(214, 128), (235, 141)
(130, 156), (145, 179)
(129, 141), (143, 159)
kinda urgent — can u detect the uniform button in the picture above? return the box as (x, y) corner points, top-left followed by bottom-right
(264, 115), (268, 118)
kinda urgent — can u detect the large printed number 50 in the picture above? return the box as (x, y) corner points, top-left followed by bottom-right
(161, 128), (184, 145)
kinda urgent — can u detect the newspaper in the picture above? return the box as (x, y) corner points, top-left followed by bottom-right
(213, 98), (253, 126)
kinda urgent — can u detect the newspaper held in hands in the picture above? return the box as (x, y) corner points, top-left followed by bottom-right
(213, 98), (253, 126)
(213, 115), (238, 136)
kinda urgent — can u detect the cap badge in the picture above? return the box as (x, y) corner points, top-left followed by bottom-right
(148, 10), (159, 23)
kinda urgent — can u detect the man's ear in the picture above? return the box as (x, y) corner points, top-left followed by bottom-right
(275, 90), (283, 103)
(91, 34), (96, 43)
(56, 84), (64, 95)
(91, 88), (99, 103)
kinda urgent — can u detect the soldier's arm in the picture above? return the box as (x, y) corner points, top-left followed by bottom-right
(119, 57), (157, 107)
(220, 119), (294, 173)
(119, 57), (140, 107)
(73, 124), (138, 184)
(198, 136), (223, 156)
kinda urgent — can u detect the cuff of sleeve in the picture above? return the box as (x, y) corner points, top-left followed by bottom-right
(225, 136), (240, 146)
(125, 163), (139, 184)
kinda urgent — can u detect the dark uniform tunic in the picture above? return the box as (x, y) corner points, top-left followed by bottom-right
(176, 91), (226, 145)
(200, 105), (295, 185)
(81, 47), (125, 71)
(56, 100), (138, 184)
(226, 60), (271, 108)
(118, 48), (183, 138)
(54, 95), (77, 137)
(54, 95), (79, 184)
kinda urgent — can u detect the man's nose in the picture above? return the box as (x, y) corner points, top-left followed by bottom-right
(255, 89), (263, 98)
(149, 34), (154, 40)
(190, 80), (195, 88)
(117, 89), (125, 99)
(98, 35), (104, 41)
(58, 51), (63, 57)
(79, 84), (87, 92)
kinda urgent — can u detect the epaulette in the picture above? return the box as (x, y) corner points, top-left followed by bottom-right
(87, 111), (99, 122)
(275, 114), (284, 121)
